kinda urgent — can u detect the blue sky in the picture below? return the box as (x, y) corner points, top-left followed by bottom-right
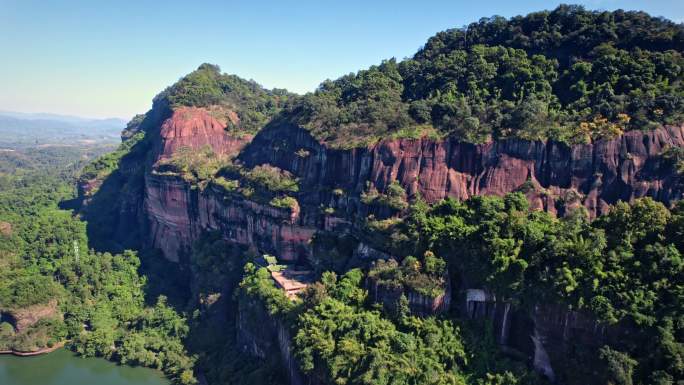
(1, 0), (682, 119)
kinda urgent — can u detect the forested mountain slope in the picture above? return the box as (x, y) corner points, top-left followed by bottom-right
(286, 5), (684, 147)
(63, 5), (684, 385)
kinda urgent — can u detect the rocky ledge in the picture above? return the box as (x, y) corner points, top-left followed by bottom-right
(131, 106), (683, 263)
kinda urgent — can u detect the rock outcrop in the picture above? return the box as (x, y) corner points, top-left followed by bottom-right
(0, 221), (11, 237)
(367, 268), (451, 317)
(142, 107), (310, 261)
(155, 107), (248, 160)
(144, 174), (316, 262)
(2, 299), (59, 333)
(242, 121), (684, 219)
(462, 288), (636, 382)
(138, 113), (683, 264)
(237, 296), (308, 385)
(369, 282), (452, 316)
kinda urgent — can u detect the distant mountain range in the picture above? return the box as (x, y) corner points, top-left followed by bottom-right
(0, 110), (126, 147)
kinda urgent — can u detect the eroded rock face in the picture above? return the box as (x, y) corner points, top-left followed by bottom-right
(144, 175), (317, 262)
(461, 289), (635, 382)
(143, 108), (318, 262)
(368, 282), (451, 316)
(144, 174), (198, 262)
(3, 299), (59, 333)
(242, 121), (684, 218)
(197, 187), (315, 261)
(156, 107), (249, 160)
(528, 303), (636, 382)
(0, 221), (11, 237)
(140, 115), (683, 263)
(237, 297), (308, 385)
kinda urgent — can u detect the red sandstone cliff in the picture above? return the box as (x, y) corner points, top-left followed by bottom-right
(155, 106), (249, 160)
(143, 107), (308, 261)
(138, 109), (683, 263)
(241, 121), (684, 219)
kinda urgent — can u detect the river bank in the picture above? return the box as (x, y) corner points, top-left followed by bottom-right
(0, 341), (65, 357)
(0, 347), (169, 385)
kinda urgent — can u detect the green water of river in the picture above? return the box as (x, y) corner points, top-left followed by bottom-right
(0, 348), (169, 385)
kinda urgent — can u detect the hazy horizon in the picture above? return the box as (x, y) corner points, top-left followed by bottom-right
(1, 0), (682, 120)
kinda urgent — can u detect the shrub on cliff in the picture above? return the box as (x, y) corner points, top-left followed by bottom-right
(361, 181), (409, 211)
(241, 164), (299, 194)
(212, 176), (239, 192)
(156, 145), (231, 183)
(269, 196), (298, 211)
(662, 146), (684, 175)
(368, 251), (448, 300)
(239, 263), (297, 319)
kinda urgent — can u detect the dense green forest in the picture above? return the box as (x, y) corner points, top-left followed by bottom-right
(0, 142), (296, 385)
(0, 145), (114, 190)
(394, 195), (684, 384)
(236, 193), (684, 385)
(286, 5), (684, 147)
(0, 147), (197, 385)
(138, 7), (684, 149)
(239, 263), (543, 385)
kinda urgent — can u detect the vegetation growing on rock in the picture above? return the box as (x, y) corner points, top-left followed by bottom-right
(361, 181), (409, 211)
(9, 5), (683, 385)
(156, 145), (230, 183)
(160, 63), (293, 134)
(239, 262), (542, 385)
(80, 132), (146, 184)
(269, 196), (299, 211)
(211, 176), (239, 192)
(360, 193), (684, 384)
(233, 192), (684, 384)
(240, 164), (299, 194)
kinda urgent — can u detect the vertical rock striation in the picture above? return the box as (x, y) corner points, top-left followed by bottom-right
(139, 114), (683, 263)
(242, 121), (684, 218)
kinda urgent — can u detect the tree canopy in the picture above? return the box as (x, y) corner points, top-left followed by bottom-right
(288, 6), (684, 147)
(158, 63), (293, 134)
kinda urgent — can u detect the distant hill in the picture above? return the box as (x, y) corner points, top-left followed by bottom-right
(0, 111), (125, 148)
